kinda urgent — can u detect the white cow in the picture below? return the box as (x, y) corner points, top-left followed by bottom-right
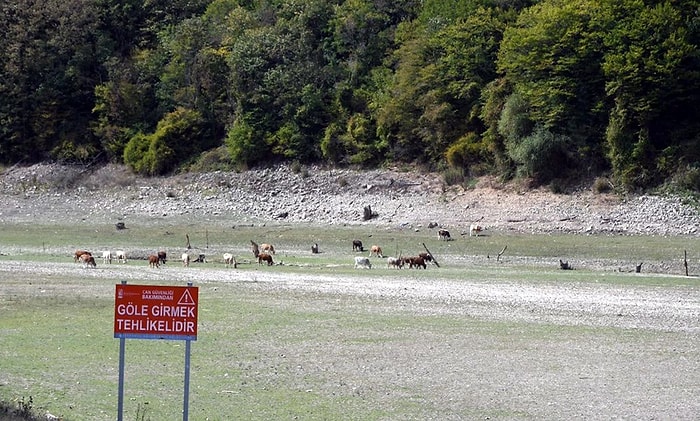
(115, 250), (127, 263)
(102, 251), (112, 264)
(182, 253), (190, 267)
(354, 256), (372, 269)
(223, 253), (236, 268)
(387, 256), (403, 269)
(469, 224), (484, 237)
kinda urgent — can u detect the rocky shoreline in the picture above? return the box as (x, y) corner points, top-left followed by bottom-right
(1, 163), (699, 236)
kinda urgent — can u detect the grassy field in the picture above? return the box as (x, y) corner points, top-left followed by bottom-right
(1, 222), (699, 420)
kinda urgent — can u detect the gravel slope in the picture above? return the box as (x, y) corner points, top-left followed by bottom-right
(1, 163), (699, 236)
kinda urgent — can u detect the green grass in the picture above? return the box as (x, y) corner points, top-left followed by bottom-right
(2, 220), (698, 262)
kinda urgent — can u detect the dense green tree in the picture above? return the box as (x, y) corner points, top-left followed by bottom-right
(598, 0), (697, 188)
(92, 50), (166, 162)
(0, 0), (104, 164)
(1, 0), (699, 192)
(376, 7), (505, 169)
(123, 107), (210, 175)
(497, 0), (608, 180)
(225, 0), (337, 166)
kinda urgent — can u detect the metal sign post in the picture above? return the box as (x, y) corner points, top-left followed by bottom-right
(114, 281), (198, 421)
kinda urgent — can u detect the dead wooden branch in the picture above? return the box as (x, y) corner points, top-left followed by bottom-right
(421, 243), (440, 268)
(635, 262), (643, 273)
(560, 259), (573, 270)
(497, 245), (507, 262)
(363, 205), (378, 221)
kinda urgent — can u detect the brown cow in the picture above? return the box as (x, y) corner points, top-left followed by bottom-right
(148, 254), (160, 268)
(157, 250), (167, 265)
(403, 256), (427, 269)
(411, 256), (427, 269)
(258, 253), (274, 266)
(74, 250), (91, 262)
(79, 253), (97, 268)
(369, 245), (383, 258)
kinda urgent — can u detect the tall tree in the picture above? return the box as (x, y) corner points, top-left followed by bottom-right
(599, 0), (697, 188)
(0, 0), (104, 164)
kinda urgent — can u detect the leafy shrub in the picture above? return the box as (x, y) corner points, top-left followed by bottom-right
(445, 132), (491, 176)
(507, 126), (569, 182)
(321, 123), (345, 164)
(189, 146), (235, 172)
(123, 132), (151, 175)
(442, 166), (466, 186)
(593, 177), (612, 193)
(124, 108), (209, 175)
(226, 115), (269, 169)
(498, 92), (534, 145)
(670, 165), (700, 192)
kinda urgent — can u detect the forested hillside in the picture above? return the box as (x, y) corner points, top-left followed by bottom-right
(1, 0), (699, 191)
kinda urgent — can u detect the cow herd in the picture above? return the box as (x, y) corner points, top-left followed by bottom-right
(72, 225), (486, 270)
(354, 247), (433, 270)
(351, 224), (485, 270)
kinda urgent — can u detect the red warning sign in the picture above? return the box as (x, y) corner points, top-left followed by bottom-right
(114, 284), (198, 340)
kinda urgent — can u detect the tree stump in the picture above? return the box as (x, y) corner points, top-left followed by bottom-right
(363, 205), (377, 220)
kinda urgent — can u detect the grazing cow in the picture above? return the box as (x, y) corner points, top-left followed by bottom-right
(469, 224), (484, 237)
(148, 254), (160, 268)
(193, 253), (207, 263)
(74, 250), (91, 262)
(79, 253), (97, 268)
(182, 253), (190, 267)
(405, 256), (427, 269)
(223, 253), (236, 268)
(260, 243), (275, 255)
(116, 250), (127, 263)
(258, 253), (274, 266)
(102, 251), (112, 264)
(418, 252), (433, 263)
(158, 251), (167, 265)
(352, 240), (364, 252)
(369, 245), (383, 258)
(438, 229), (451, 241)
(354, 256), (372, 269)
(387, 256), (403, 269)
